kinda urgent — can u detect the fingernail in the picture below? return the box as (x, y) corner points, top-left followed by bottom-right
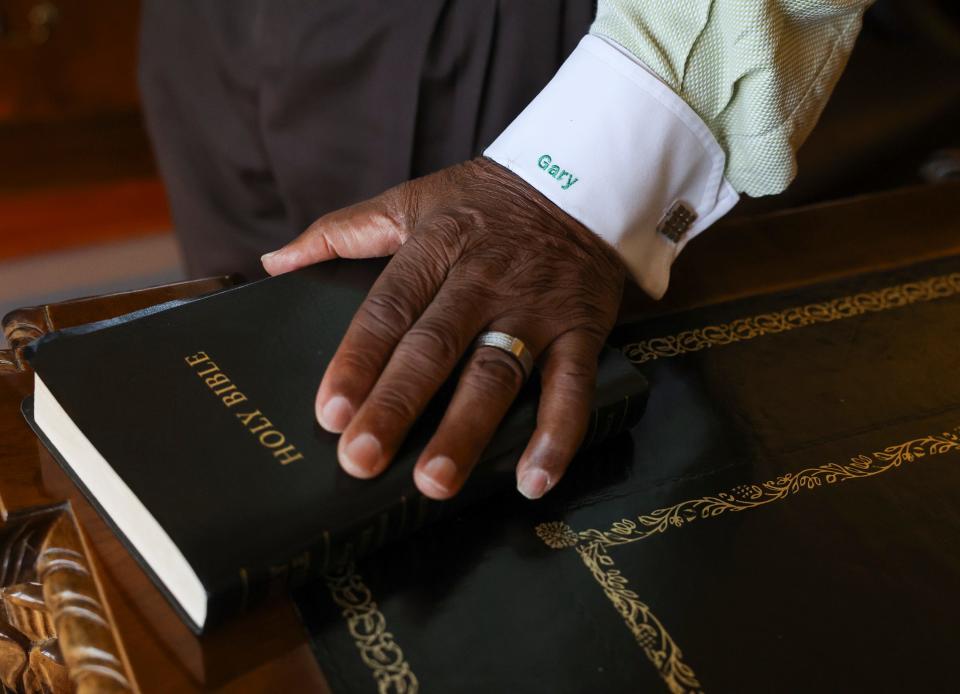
(517, 468), (551, 500)
(319, 395), (354, 433)
(340, 432), (382, 477)
(419, 456), (458, 495)
(261, 250), (282, 264)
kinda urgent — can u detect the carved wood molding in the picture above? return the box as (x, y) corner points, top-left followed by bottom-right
(0, 508), (134, 694)
(38, 515), (133, 694)
(1, 275), (239, 375)
(0, 351), (19, 376)
(0, 308), (49, 375)
(3, 310), (50, 354)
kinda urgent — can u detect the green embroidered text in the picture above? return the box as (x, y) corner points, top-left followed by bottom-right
(537, 154), (578, 190)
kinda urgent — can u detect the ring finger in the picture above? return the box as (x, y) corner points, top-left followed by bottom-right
(412, 326), (544, 499)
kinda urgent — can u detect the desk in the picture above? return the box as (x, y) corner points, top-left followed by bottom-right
(1, 182), (958, 692)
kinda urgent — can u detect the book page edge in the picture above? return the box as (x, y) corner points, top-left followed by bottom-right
(33, 373), (207, 629)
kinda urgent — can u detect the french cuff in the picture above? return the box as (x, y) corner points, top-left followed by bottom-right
(483, 34), (739, 299)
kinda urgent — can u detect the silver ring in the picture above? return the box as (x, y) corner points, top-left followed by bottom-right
(474, 331), (535, 379)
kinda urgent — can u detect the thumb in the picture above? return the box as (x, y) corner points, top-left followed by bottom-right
(261, 199), (409, 276)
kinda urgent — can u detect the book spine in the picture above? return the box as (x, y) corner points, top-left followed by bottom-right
(325, 384), (646, 569)
(581, 387), (647, 450)
(319, 386), (646, 567)
(208, 380), (648, 627)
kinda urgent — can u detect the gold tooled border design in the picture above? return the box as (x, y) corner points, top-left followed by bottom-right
(329, 270), (960, 691)
(537, 429), (960, 693)
(325, 563), (419, 694)
(623, 272), (960, 364)
(578, 539), (702, 694)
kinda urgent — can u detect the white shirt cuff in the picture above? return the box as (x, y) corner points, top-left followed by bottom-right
(483, 34), (739, 299)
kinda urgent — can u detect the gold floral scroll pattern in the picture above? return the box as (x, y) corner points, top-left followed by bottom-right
(578, 539), (703, 694)
(325, 564), (419, 694)
(580, 430), (960, 549)
(623, 272), (960, 364)
(536, 521), (704, 694)
(536, 428), (960, 693)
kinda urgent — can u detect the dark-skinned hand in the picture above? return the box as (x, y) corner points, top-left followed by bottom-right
(262, 157), (624, 500)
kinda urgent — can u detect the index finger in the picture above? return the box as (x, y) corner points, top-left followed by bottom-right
(315, 239), (448, 433)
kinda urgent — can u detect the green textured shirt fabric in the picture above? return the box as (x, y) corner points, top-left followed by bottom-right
(592, 0), (873, 196)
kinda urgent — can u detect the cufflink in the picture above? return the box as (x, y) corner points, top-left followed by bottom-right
(657, 201), (697, 243)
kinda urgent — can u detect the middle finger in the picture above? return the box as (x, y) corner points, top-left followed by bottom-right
(336, 283), (487, 478)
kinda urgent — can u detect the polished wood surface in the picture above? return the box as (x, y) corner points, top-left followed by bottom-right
(0, 0), (140, 123)
(0, 179), (170, 261)
(0, 113), (155, 193)
(0, 181), (957, 692)
(0, 1), (155, 195)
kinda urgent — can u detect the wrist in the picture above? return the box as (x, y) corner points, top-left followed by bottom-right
(477, 156), (628, 278)
(484, 35), (738, 299)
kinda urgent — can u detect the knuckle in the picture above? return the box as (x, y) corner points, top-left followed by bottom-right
(390, 239), (452, 289)
(400, 322), (462, 370)
(332, 348), (382, 380)
(542, 359), (597, 408)
(412, 222), (465, 267)
(467, 350), (525, 395)
(358, 292), (417, 339)
(551, 361), (595, 395)
(383, 183), (419, 237)
(426, 211), (467, 240)
(370, 386), (419, 424)
(460, 243), (519, 283)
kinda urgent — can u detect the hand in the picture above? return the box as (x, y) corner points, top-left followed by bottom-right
(262, 158), (625, 500)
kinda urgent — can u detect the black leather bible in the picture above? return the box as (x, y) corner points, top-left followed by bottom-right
(23, 259), (648, 633)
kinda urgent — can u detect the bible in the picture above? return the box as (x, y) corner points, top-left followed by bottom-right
(22, 259), (648, 633)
